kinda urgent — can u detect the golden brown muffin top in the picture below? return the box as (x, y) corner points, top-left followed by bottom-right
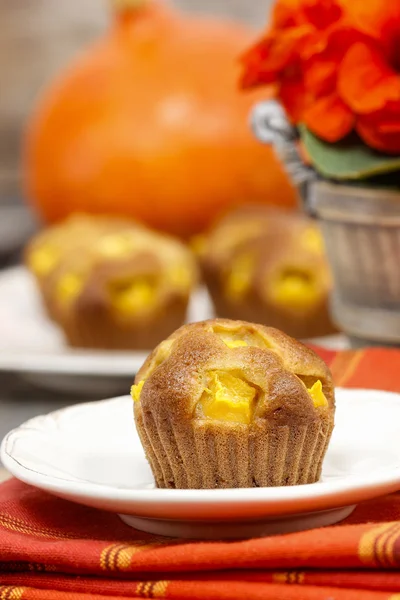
(198, 207), (331, 314)
(25, 214), (138, 281)
(26, 214), (198, 320)
(133, 318), (334, 427)
(224, 235), (331, 314)
(196, 206), (318, 262)
(192, 205), (277, 262)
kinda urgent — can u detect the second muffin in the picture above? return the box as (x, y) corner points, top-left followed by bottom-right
(26, 216), (198, 350)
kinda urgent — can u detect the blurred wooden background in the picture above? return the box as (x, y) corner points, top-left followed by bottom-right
(0, 0), (273, 205)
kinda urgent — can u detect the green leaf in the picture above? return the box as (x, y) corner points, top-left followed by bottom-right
(299, 126), (400, 181)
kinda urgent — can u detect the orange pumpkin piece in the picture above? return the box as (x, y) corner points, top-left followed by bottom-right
(24, 0), (297, 238)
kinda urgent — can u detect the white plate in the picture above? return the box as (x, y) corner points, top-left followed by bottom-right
(2, 388), (400, 539)
(0, 267), (215, 394)
(0, 267), (349, 394)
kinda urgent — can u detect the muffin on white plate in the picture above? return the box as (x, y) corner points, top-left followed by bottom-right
(198, 207), (336, 339)
(26, 215), (198, 349)
(132, 318), (335, 489)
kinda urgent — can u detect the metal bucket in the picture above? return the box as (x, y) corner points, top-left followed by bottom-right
(252, 100), (400, 346)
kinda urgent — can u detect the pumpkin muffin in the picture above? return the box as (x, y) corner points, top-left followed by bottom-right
(132, 318), (335, 489)
(26, 216), (198, 350)
(198, 207), (336, 339)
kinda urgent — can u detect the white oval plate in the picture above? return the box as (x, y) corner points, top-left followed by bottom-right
(0, 267), (215, 394)
(2, 388), (400, 539)
(0, 267), (350, 395)
(0, 266), (216, 375)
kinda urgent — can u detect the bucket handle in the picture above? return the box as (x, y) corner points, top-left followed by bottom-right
(251, 100), (319, 213)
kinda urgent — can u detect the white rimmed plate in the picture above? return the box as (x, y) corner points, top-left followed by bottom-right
(2, 388), (400, 539)
(0, 266), (349, 394)
(0, 267), (215, 394)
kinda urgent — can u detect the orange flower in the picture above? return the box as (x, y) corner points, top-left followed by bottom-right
(241, 0), (400, 154)
(241, 0), (344, 122)
(338, 44), (400, 114)
(304, 94), (354, 142)
(357, 102), (400, 153)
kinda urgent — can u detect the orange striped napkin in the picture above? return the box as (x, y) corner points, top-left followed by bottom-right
(1, 346), (400, 600)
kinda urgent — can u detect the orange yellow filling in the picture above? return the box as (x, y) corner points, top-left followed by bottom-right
(96, 233), (135, 258)
(131, 380), (145, 402)
(109, 278), (155, 315)
(199, 371), (256, 424)
(223, 339), (248, 349)
(133, 373), (327, 417)
(29, 246), (59, 276)
(225, 253), (254, 298)
(270, 269), (319, 308)
(212, 324), (268, 349)
(308, 380), (328, 408)
(301, 227), (324, 254)
(56, 272), (84, 306)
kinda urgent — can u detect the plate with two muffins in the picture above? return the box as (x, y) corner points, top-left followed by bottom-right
(0, 210), (347, 393)
(3, 318), (400, 539)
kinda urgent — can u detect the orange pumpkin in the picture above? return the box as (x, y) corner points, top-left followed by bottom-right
(24, 0), (297, 238)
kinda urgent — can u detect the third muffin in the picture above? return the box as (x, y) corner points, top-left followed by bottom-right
(199, 207), (336, 339)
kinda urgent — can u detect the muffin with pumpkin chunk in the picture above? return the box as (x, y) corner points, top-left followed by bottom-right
(199, 207), (336, 339)
(132, 318), (335, 489)
(26, 217), (198, 350)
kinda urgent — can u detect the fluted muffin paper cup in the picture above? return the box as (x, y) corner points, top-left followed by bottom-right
(136, 406), (334, 489)
(59, 297), (188, 350)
